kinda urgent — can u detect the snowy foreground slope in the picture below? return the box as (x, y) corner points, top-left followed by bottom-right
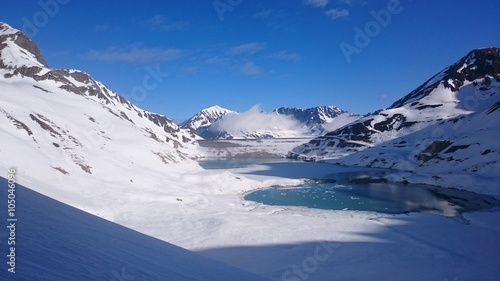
(290, 48), (500, 195)
(0, 179), (270, 281)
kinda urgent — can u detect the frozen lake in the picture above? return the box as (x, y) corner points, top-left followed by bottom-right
(244, 182), (499, 216)
(200, 158), (500, 216)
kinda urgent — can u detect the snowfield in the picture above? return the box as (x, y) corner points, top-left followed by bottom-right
(0, 178), (271, 281)
(1, 22), (500, 280)
(1, 163), (500, 281)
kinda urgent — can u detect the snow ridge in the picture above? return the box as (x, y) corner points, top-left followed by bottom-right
(0, 22), (201, 196)
(180, 105), (235, 137)
(289, 47), (500, 195)
(290, 48), (500, 160)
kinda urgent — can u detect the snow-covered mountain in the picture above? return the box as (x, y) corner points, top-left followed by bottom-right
(0, 22), (200, 184)
(274, 106), (359, 135)
(337, 98), (500, 192)
(289, 47), (500, 192)
(190, 105), (357, 140)
(180, 105), (235, 137)
(274, 105), (344, 125)
(290, 48), (500, 160)
(1, 21), (500, 281)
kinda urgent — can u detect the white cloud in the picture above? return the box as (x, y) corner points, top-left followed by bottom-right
(378, 94), (391, 100)
(240, 61), (262, 76)
(302, 0), (329, 8)
(322, 113), (360, 132)
(205, 56), (230, 66)
(87, 45), (182, 63)
(229, 43), (266, 55)
(253, 9), (273, 19)
(209, 105), (306, 134)
(266, 50), (302, 62)
(148, 15), (190, 32)
(325, 8), (349, 20)
(94, 24), (109, 33)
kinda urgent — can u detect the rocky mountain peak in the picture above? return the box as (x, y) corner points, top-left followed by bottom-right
(290, 48), (500, 160)
(275, 106), (345, 126)
(0, 22), (197, 169)
(0, 22), (48, 68)
(180, 105), (234, 131)
(389, 47), (500, 109)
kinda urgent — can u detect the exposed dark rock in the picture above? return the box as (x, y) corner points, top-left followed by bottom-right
(390, 48), (500, 109)
(481, 149), (492, 155)
(373, 114), (406, 132)
(416, 140), (453, 162)
(0, 109), (34, 136)
(274, 106), (345, 127)
(445, 145), (471, 153)
(30, 113), (60, 137)
(486, 101), (500, 115)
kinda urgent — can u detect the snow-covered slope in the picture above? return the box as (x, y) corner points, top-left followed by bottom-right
(0, 22), (202, 200)
(290, 48), (500, 161)
(336, 91), (500, 194)
(194, 105), (358, 140)
(0, 178), (270, 281)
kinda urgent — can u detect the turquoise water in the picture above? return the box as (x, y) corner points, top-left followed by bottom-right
(199, 158), (500, 215)
(244, 182), (496, 215)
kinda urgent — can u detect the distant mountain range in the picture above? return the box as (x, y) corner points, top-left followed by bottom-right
(181, 105), (360, 139)
(1, 20), (499, 194)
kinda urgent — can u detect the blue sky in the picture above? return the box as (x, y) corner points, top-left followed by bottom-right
(1, 0), (499, 121)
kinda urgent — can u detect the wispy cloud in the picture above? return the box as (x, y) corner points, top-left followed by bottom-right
(325, 8), (349, 20)
(302, 0), (329, 8)
(229, 43), (266, 55)
(253, 9), (273, 19)
(205, 56), (231, 66)
(240, 61), (262, 76)
(94, 24), (110, 33)
(210, 105), (306, 133)
(87, 45), (182, 63)
(378, 94), (391, 100)
(266, 50), (302, 62)
(148, 15), (189, 32)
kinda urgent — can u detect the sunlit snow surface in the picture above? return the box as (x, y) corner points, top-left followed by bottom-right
(0, 179), (270, 281)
